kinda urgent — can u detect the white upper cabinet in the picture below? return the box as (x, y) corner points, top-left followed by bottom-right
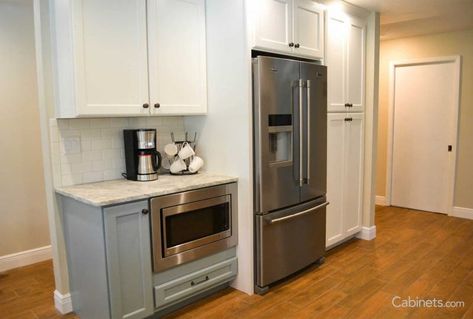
(73, 0), (149, 117)
(254, 0), (293, 53)
(293, 0), (324, 58)
(326, 12), (366, 112)
(51, 0), (207, 118)
(252, 0), (324, 59)
(148, 0), (207, 115)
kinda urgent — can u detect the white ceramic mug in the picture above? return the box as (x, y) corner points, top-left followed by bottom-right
(188, 156), (204, 173)
(162, 157), (171, 170)
(164, 143), (178, 157)
(170, 158), (186, 174)
(178, 142), (195, 159)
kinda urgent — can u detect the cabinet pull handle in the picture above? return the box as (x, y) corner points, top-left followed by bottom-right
(344, 117), (353, 122)
(191, 276), (209, 286)
(294, 43), (300, 48)
(141, 209), (149, 215)
(154, 103), (160, 109)
(344, 103), (353, 107)
(289, 42), (294, 47)
(143, 103), (149, 109)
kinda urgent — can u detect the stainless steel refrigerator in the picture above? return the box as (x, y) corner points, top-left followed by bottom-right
(253, 56), (328, 294)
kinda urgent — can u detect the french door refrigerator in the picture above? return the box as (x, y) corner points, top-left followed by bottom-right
(253, 56), (328, 293)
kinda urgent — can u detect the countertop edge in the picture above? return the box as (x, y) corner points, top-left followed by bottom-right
(56, 176), (238, 207)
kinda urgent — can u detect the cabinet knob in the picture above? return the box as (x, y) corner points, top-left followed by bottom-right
(142, 208), (149, 215)
(143, 103), (149, 109)
(289, 42), (294, 47)
(154, 103), (160, 109)
(294, 43), (300, 48)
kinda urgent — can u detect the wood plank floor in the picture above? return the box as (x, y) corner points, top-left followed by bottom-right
(1, 206), (473, 318)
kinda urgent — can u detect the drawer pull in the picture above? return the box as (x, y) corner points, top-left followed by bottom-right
(191, 276), (209, 286)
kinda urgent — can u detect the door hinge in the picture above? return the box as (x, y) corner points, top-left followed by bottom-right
(448, 145), (453, 152)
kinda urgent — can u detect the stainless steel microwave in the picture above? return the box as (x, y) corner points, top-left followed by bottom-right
(150, 183), (238, 272)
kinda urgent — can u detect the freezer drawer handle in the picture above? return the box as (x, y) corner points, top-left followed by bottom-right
(268, 202), (329, 224)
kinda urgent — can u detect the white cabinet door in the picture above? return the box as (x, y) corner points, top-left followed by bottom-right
(346, 18), (366, 112)
(293, 0), (324, 59)
(254, 0), (294, 54)
(326, 113), (364, 247)
(326, 113), (346, 247)
(326, 13), (365, 113)
(148, 0), (207, 115)
(326, 13), (346, 112)
(343, 113), (364, 236)
(72, 0), (150, 116)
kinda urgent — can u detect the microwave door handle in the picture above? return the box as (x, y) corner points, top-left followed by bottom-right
(306, 80), (311, 184)
(298, 79), (304, 187)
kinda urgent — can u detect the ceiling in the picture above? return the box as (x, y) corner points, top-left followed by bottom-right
(345, 0), (473, 40)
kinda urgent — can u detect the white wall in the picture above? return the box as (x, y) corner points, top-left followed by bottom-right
(0, 0), (50, 257)
(184, 0), (253, 294)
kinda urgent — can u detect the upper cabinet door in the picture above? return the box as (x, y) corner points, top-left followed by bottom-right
(72, 0), (150, 116)
(326, 13), (346, 112)
(326, 12), (366, 113)
(293, 0), (324, 59)
(148, 0), (207, 115)
(254, 0), (294, 54)
(346, 17), (366, 112)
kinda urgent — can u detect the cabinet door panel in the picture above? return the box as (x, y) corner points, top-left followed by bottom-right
(73, 0), (150, 116)
(254, 0), (293, 54)
(343, 113), (364, 235)
(346, 18), (366, 112)
(326, 14), (346, 112)
(326, 114), (345, 247)
(148, 0), (207, 115)
(293, 0), (324, 59)
(104, 201), (153, 319)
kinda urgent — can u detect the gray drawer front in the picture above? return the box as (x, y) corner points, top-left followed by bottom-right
(154, 257), (237, 309)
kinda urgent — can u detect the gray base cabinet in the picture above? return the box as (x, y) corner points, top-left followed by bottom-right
(61, 197), (153, 319)
(104, 201), (154, 319)
(60, 195), (237, 319)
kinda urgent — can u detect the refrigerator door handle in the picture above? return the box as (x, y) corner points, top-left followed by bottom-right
(298, 79), (304, 187)
(306, 80), (311, 184)
(267, 201), (329, 224)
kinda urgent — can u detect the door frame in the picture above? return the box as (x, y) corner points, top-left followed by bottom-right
(385, 56), (461, 214)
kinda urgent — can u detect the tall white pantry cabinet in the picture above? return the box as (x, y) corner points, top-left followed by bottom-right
(51, 0), (207, 118)
(325, 11), (367, 247)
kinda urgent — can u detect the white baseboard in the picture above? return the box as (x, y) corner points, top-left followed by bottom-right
(0, 245), (52, 272)
(356, 226), (377, 240)
(451, 206), (473, 220)
(375, 196), (387, 206)
(54, 290), (73, 314)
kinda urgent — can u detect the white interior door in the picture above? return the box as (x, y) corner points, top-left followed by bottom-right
(391, 61), (457, 213)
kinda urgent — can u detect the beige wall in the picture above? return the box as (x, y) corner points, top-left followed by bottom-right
(0, 0), (50, 256)
(376, 29), (473, 208)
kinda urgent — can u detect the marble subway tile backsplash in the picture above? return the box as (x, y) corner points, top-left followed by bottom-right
(50, 117), (185, 186)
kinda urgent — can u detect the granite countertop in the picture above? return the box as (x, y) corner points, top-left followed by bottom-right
(55, 172), (238, 207)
